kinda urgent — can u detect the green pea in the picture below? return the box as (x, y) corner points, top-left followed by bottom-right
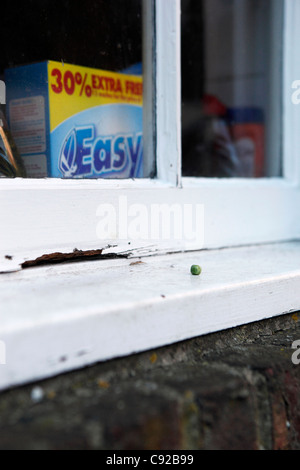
(190, 264), (202, 275)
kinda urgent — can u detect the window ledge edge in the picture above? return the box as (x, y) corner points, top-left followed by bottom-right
(1, 240), (300, 391)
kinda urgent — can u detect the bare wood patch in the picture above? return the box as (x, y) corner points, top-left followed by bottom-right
(21, 248), (128, 269)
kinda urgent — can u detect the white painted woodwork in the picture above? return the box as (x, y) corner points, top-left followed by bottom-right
(1, 177), (300, 274)
(1, 241), (300, 391)
(156, 0), (181, 186)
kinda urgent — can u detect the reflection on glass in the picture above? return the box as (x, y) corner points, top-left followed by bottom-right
(181, 0), (283, 178)
(0, 0), (146, 179)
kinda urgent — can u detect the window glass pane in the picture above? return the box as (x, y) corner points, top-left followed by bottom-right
(0, 0), (151, 179)
(181, 0), (283, 178)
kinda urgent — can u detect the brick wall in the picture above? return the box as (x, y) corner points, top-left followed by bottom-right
(0, 312), (300, 450)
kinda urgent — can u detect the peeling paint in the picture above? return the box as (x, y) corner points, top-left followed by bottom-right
(21, 248), (128, 269)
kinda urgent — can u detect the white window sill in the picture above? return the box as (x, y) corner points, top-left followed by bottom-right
(1, 240), (300, 391)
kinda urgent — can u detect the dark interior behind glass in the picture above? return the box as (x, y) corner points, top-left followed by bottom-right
(181, 0), (283, 179)
(0, 0), (142, 76)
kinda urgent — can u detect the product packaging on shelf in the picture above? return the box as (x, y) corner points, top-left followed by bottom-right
(5, 61), (143, 178)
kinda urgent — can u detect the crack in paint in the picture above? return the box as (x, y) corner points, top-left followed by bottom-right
(21, 248), (128, 269)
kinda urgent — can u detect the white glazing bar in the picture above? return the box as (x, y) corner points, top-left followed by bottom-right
(283, 0), (300, 185)
(142, 0), (156, 178)
(155, 0), (182, 186)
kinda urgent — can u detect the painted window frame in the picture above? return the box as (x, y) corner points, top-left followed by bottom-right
(1, 0), (300, 271)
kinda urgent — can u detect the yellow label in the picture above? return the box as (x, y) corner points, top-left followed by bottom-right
(48, 61), (143, 131)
